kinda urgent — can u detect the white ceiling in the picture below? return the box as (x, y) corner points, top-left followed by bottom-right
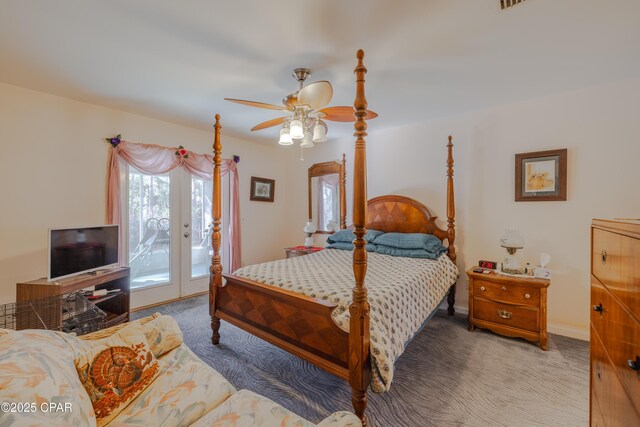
(1, 0), (639, 145)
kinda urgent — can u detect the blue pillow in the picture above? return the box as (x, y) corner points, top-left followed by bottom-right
(326, 241), (378, 251)
(372, 232), (445, 253)
(326, 229), (383, 244)
(374, 244), (446, 259)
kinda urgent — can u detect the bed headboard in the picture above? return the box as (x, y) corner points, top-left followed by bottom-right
(366, 195), (449, 242)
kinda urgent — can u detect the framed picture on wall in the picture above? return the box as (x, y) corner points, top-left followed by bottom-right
(515, 148), (567, 201)
(250, 176), (275, 202)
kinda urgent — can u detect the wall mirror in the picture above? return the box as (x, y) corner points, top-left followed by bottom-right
(308, 154), (346, 233)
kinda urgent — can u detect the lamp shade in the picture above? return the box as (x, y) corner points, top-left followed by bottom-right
(303, 220), (317, 234)
(326, 219), (338, 232)
(278, 127), (293, 145)
(312, 120), (327, 143)
(500, 229), (524, 249)
(289, 118), (304, 139)
(300, 131), (314, 148)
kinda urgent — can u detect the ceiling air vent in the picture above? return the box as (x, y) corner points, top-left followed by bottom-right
(500, 0), (526, 9)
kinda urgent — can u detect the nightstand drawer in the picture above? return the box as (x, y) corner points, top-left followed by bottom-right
(473, 279), (539, 306)
(467, 268), (549, 350)
(473, 297), (539, 332)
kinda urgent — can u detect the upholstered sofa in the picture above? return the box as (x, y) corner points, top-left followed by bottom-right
(0, 314), (360, 427)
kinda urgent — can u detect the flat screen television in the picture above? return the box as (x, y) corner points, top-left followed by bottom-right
(48, 225), (119, 281)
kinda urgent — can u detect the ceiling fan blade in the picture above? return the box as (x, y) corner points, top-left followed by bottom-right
(251, 117), (287, 131)
(283, 93), (299, 110)
(319, 106), (379, 122)
(297, 81), (333, 110)
(224, 98), (285, 111)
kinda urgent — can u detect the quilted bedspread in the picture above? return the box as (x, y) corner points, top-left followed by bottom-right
(232, 248), (459, 392)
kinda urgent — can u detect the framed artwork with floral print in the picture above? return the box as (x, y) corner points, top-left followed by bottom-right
(250, 177), (275, 202)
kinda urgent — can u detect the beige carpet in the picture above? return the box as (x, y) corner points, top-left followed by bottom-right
(134, 295), (588, 426)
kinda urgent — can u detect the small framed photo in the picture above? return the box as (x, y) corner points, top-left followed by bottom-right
(250, 177), (275, 202)
(515, 149), (567, 201)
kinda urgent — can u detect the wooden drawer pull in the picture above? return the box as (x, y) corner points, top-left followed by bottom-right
(593, 303), (603, 313)
(501, 286), (507, 291)
(480, 286), (486, 291)
(497, 309), (512, 319)
(524, 293), (531, 299)
(629, 356), (640, 371)
(601, 249), (607, 264)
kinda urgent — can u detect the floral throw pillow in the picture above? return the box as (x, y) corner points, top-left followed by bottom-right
(141, 314), (184, 358)
(74, 323), (160, 426)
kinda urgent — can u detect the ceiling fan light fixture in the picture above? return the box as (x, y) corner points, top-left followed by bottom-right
(312, 120), (327, 143)
(290, 118), (304, 139)
(225, 66), (377, 153)
(300, 131), (314, 148)
(278, 126), (293, 145)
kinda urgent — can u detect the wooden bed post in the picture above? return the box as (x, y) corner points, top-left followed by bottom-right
(210, 114), (223, 344)
(446, 135), (457, 316)
(350, 49), (371, 427)
(340, 153), (347, 229)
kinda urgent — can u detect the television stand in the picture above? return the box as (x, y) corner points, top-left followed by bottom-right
(17, 267), (130, 330)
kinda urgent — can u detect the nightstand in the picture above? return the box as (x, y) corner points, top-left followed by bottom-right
(467, 269), (550, 350)
(285, 246), (323, 258)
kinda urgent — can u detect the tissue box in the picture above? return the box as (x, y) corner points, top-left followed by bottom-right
(534, 267), (550, 279)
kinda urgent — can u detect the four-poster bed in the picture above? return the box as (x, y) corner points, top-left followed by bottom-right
(209, 50), (457, 425)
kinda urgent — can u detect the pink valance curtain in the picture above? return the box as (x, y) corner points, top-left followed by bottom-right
(106, 140), (242, 272)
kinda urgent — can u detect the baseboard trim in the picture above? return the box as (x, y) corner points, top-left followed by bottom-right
(548, 324), (589, 341)
(453, 304), (468, 315)
(445, 304), (588, 341)
(131, 291), (208, 313)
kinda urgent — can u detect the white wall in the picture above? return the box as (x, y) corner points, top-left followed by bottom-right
(0, 83), (292, 305)
(3, 74), (638, 338)
(288, 77), (640, 340)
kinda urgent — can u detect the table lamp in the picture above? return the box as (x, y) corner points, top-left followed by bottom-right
(303, 220), (317, 247)
(500, 229), (524, 274)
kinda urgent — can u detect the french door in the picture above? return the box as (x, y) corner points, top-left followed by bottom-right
(124, 166), (228, 309)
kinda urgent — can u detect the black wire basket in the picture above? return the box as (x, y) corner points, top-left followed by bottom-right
(0, 292), (106, 336)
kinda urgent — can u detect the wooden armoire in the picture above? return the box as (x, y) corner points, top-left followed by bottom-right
(590, 219), (639, 426)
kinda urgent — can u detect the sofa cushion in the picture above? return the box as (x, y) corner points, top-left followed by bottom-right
(0, 329), (97, 427)
(190, 388), (362, 427)
(190, 389), (316, 427)
(140, 314), (183, 358)
(317, 411), (362, 427)
(74, 322), (160, 426)
(108, 344), (237, 427)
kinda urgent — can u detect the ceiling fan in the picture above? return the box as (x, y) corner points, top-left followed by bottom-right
(224, 68), (378, 147)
